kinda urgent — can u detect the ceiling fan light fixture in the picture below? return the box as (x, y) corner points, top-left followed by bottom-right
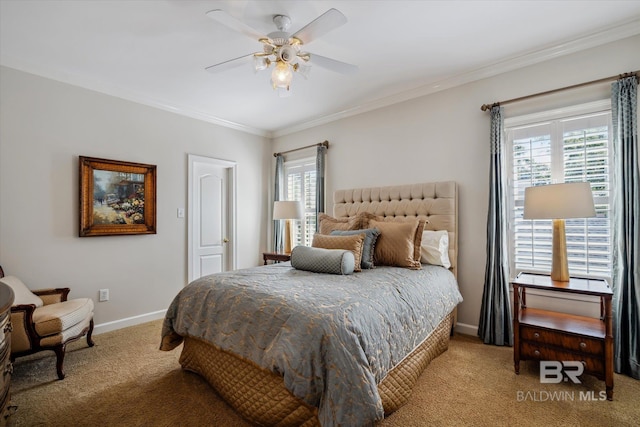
(271, 61), (293, 90)
(206, 8), (357, 95)
(278, 45), (297, 63)
(295, 63), (311, 79)
(254, 56), (270, 72)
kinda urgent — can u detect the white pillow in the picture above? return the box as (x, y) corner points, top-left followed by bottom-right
(420, 230), (451, 268)
(0, 275), (44, 307)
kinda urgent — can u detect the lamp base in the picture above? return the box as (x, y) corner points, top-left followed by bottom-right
(551, 219), (569, 282)
(283, 219), (293, 254)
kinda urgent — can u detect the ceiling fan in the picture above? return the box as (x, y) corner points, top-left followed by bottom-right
(205, 8), (358, 93)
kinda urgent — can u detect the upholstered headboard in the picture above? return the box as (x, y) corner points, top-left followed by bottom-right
(333, 181), (458, 275)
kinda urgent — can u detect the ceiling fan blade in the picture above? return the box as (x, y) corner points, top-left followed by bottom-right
(291, 8), (347, 45)
(306, 53), (358, 75)
(206, 9), (268, 42)
(205, 53), (255, 74)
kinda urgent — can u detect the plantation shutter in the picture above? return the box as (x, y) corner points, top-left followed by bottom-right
(285, 158), (316, 247)
(508, 109), (612, 278)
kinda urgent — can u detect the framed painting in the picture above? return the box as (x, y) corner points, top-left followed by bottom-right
(79, 156), (157, 237)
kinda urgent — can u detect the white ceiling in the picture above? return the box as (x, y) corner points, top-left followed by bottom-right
(1, 1), (640, 137)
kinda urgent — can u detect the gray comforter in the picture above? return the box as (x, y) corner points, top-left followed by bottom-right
(161, 263), (462, 426)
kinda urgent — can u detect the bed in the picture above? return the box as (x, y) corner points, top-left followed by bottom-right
(161, 181), (462, 426)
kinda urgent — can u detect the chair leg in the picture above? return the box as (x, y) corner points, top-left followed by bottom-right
(87, 319), (95, 347)
(54, 344), (66, 380)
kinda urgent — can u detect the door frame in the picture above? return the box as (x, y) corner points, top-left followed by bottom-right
(187, 154), (237, 283)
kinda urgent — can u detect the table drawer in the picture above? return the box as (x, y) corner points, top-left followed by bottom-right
(521, 325), (604, 357)
(520, 342), (604, 375)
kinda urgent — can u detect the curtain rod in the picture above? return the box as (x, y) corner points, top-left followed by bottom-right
(273, 140), (329, 157)
(480, 71), (638, 111)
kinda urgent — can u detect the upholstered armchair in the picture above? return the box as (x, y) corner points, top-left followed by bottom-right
(0, 266), (94, 380)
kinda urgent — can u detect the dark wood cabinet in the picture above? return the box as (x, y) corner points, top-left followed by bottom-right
(512, 273), (613, 400)
(263, 252), (291, 265)
(0, 283), (14, 425)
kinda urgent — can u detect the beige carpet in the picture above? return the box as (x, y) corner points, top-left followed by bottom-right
(8, 320), (640, 427)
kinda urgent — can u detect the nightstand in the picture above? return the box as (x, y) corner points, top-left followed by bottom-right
(263, 252), (291, 265)
(512, 272), (613, 400)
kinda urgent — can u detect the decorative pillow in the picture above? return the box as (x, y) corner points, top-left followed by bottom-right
(318, 213), (359, 235)
(421, 230), (452, 268)
(312, 233), (365, 272)
(330, 228), (380, 269)
(359, 214), (427, 262)
(368, 220), (423, 269)
(0, 275), (44, 307)
(290, 246), (355, 275)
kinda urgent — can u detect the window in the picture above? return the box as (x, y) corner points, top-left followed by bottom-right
(505, 101), (612, 279)
(284, 157), (316, 247)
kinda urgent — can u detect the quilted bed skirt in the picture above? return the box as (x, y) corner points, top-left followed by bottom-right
(178, 310), (455, 426)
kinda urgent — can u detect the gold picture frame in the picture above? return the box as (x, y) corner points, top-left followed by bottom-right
(79, 156), (157, 237)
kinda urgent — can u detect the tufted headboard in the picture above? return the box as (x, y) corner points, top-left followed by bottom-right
(333, 181), (458, 276)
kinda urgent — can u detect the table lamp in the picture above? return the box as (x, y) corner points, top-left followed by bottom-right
(273, 200), (304, 254)
(523, 182), (595, 282)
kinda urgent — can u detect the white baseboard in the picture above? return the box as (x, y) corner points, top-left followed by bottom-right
(93, 309), (167, 335)
(454, 322), (478, 337)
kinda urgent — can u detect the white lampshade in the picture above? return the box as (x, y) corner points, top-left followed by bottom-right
(523, 182), (595, 282)
(523, 182), (596, 220)
(273, 201), (303, 220)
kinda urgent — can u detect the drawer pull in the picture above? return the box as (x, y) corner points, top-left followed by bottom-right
(534, 350), (540, 356)
(580, 342), (587, 349)
(3, 323), (11, 334)
(533, 332), (540, 339)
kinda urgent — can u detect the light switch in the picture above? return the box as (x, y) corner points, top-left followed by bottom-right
(177, 208), (185, 218)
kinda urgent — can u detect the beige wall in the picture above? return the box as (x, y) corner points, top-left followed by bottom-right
(1, 34), (638, 335)
(272, 35), (640, 335)
(0, 66), (271, 331)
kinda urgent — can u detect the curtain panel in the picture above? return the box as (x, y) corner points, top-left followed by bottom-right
(273, 154), (284, 253)
(478, 105), (513, 346)
(611, 75), (639, 379)
(315, 144), (327, 231)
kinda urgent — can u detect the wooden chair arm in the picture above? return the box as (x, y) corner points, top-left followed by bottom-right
(33, 288), (70, 304)
(10, 303), (40, 346)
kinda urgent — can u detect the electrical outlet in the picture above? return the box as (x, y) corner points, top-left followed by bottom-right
(99, 289), (109, 302)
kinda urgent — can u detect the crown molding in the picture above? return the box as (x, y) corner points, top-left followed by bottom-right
(0, 59), (269, 138)
(271, 17), (640, 138)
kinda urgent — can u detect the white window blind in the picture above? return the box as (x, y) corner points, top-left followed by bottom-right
(506, 103), (612, 279)
(284, 158), (316, 247)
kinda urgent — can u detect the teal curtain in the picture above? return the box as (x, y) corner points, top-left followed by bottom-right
(478, 105), (513, 346)
(611, 75), (639, 379)
(315, 144), (327, 231)
(273, 155), (284, 253)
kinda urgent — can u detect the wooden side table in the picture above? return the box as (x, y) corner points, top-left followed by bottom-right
(512, 272), (613, 400)
(263, 252), (291, 265)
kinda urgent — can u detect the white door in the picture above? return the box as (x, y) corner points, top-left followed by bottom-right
(188, 155), (236, 283)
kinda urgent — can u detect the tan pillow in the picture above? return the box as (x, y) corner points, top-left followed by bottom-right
(361, 215), (426, 263)
(318, 213), (360, 235)
(312, 233), (366, 272)
(369, 220), (424, 269)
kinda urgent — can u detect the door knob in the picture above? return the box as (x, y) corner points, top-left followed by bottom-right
(223, 238), (229, 243)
